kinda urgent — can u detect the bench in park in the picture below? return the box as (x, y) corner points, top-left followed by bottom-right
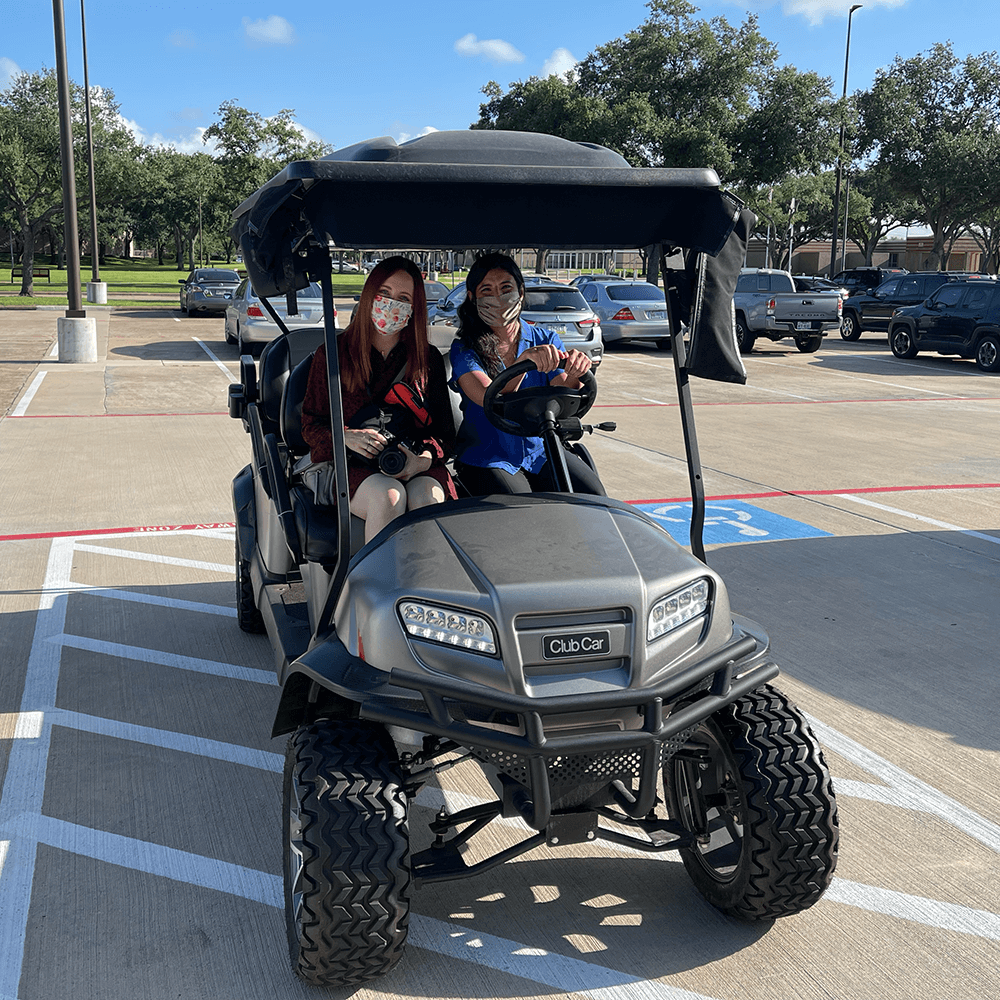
(10, 266), (52, 283)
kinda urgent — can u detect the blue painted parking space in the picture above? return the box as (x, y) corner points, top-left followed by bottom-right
(632, 499), (832, 547)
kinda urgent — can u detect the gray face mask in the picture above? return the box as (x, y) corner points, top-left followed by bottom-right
(476, 289), (522, 328)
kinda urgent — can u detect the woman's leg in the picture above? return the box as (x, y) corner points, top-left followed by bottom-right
(405, 475), (446, 510)
(350, 473), (407, 542)
(530, 451), (607, 496)
(456, 463), (532, 497)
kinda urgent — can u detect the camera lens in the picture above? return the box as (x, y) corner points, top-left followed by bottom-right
(378, 445), (407, 477)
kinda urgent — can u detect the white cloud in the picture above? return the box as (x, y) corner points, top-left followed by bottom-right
(395, 125), (439, 144)
(542, 47), (577, 79)
(119, 116), (217, 154)
(454, 33), (524, 64)
(242, 15), (296, 46)
(1, 56), (23, 91)
(776, 0), (908, 25)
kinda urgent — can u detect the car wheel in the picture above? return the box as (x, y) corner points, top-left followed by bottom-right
(889, 325), (918, 359)
(840, 312), (861, 341)
(975, 333), (1000, 372)
(235, 541), (265, 633)
(735, 313), (755, 354)
(237, 324), (257, 358)
(225, 323), (236, 345)
(795, 335), (823, 353)
(180, 296), (187, 314)
(284, 719), (410, 988)
(656, 338), (672, 351)
(665, 684), (839, 920)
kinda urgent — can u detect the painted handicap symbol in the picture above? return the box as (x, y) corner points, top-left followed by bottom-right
(649, 503), (770, 538)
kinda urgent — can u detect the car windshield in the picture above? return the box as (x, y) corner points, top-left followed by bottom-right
(424, 281), (448, 299)
(197, 270), (240, 282)
(524, 289), (589, 311)
(606, 283), (666, 302)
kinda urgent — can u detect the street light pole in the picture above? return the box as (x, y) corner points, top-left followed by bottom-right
(829, 4), (862, 277)
(80, 0), (99, 284)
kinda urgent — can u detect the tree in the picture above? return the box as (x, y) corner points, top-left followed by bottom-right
(843, 165), (921, 266)
(857, 43), (1000, 270)
(0, 68), (138, 295)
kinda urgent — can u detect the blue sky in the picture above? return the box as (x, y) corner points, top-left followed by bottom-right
(1, 0), (995, 154)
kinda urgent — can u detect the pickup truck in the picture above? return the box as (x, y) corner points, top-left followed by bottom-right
(733, 268), (842, 353)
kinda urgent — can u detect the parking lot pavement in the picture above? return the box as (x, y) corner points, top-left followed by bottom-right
(1, 312), (999, 1000)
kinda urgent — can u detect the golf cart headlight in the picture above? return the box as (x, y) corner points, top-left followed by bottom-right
(647, 579), (710, 642)
(399, 601), (497, 655)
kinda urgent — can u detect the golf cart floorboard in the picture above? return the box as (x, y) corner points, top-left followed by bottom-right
(260, 581), (311, 667)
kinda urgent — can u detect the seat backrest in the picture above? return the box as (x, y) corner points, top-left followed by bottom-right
(257, 329), (327, 439)
(280, 354), (314, 457)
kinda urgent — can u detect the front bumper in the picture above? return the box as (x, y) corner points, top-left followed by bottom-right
(601, 321), (670, 342)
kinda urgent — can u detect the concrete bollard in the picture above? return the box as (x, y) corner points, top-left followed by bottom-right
(57, 316), (98, 363)
(86, 281), (108, 304)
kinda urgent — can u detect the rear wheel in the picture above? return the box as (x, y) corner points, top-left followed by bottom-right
(284, 720), (411, 988)
(975, 333), (1000, 372)
(237, 324), (258, 357)
(665, 684), (838, 920)
(795, 335), (822, 353)
(840, 312), (861, 340)
(735, 314), (755, 354)
(657, 338), (672, 351)
(235, 541), (265, 633)
(889, 325), (918, 359)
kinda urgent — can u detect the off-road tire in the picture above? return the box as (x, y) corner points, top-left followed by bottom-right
(795, 335), (823, 353)
(235, 541), (265, 633)
(735, 313), (755, 354)
(840, 311), (861, 341)
(975, 333), (1000, 372)
(284, 720), (411, 988)
(889, 325), (918, 359)
(665, 684), (838, 920)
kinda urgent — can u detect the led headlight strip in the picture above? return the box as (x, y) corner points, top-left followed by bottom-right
(399, 601), (497, 655)
(647, 579), (710, 642)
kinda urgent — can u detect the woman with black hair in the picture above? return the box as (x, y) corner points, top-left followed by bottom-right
(301, 256), (456, 542)
(449, 252), (606, 496)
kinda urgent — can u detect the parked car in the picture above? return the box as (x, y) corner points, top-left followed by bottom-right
(579, 279), (671, 348)
(840, 272), (991, 340)
(793, 275), (848, 297)
(332, 258), (361, 273)
(423, 279), (450, 310)
(733, 268), (842, 353)
(571, 274), (625, 287)
(224, 279), (337, 355)
(427, 282), (467, 327)
(832, 266), (908, 298)
(178, 268), (241, 315)
(887, 278), (1000, 371)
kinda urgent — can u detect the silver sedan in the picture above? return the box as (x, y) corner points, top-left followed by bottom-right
(579, 280), (671, 348)
(224, 279), (337, 356)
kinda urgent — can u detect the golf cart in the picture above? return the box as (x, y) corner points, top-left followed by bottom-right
(227, 131), (839, 988)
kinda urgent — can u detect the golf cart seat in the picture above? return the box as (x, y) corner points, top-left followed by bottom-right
(280, 354), (366, 561)
(256, 328), (326, 439)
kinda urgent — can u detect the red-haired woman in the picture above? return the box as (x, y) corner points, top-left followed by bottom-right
(300, 256), (456, 542)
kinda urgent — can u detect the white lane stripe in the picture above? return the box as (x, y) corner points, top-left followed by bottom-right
(66, 584), (236, 616)
(836, 494), (1000, 546)
(33, 815), (282, 908)
(824, 881), (1000, 941)
(807, 715), (1000, 853)
(50, 710), (283, 772)
(641, 397), (668, 405)
(614, 357), (669, 369)
(11, 372), (46, 417)
(73, 543), (232, 573)
(48, 340), (59, 357)
(192, 337), (236, 379)
(754, 357), (953, 396)
(742, 382), (816, 401)
(0, 538), (74, 999)
(50, 633), (278, 685)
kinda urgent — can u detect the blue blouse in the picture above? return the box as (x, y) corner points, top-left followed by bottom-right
(449, 322), (566, 475)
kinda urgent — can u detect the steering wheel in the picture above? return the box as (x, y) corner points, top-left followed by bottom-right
(481, 359), (597, 437)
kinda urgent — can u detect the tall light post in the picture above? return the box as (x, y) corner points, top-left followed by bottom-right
(829, 3), (862, 277)
(80, 0), (106, 303)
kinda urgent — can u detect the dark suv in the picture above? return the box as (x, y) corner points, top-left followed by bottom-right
(840, 271), (986, 340)
(887, 279), (1000, 371)
(832, 266), (908, 299)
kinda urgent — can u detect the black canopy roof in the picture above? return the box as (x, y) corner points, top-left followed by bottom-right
(230, 130), (743, 299)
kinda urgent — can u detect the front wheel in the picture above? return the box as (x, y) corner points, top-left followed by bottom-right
(284, 720), (411, 988)
(840, 312), (861, 340)
(235, 541), (264, 633)
(795, 335), (823, 353)
(890, 325), (918, 359)
(735, 314), (755, 354)
(975, 333), (1000, 372)
(665, 685), (839, 920)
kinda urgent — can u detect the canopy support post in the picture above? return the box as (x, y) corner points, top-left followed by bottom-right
(663, 246), (707, 564)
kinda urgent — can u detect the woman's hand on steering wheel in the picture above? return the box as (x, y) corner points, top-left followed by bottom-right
(557, 349), (592, 383)
(516, 343), (563, 373)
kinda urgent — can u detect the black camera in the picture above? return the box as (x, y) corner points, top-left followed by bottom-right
(354, 409), (417, 477)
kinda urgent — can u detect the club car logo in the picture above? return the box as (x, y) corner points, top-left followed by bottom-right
(542, 630), (610, 659)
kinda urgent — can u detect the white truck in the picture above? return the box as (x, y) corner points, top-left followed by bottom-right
(733, 268), (842, 354)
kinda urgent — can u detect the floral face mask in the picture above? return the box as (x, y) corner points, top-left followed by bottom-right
(476, 289), (522, 329)
(371, 294), (413, 336)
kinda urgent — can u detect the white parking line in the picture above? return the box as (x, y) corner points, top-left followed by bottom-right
(753, 357), (955, 395)
(64, 584), (236, 616)
(192, 337), (236, 379)
(11, 372), (46, 417)
(835, 494), (1000, 547)
(73, 543), (232, 573)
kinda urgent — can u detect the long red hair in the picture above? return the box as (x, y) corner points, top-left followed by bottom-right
(340, 256), (429, 395)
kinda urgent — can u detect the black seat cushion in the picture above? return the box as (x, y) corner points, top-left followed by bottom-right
(290, 485), (366, 563)
(258, 329), (326, 438)
(281, 354), (314, 457)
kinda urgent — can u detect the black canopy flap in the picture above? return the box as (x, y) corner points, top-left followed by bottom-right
(230, 130), (744, 300)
